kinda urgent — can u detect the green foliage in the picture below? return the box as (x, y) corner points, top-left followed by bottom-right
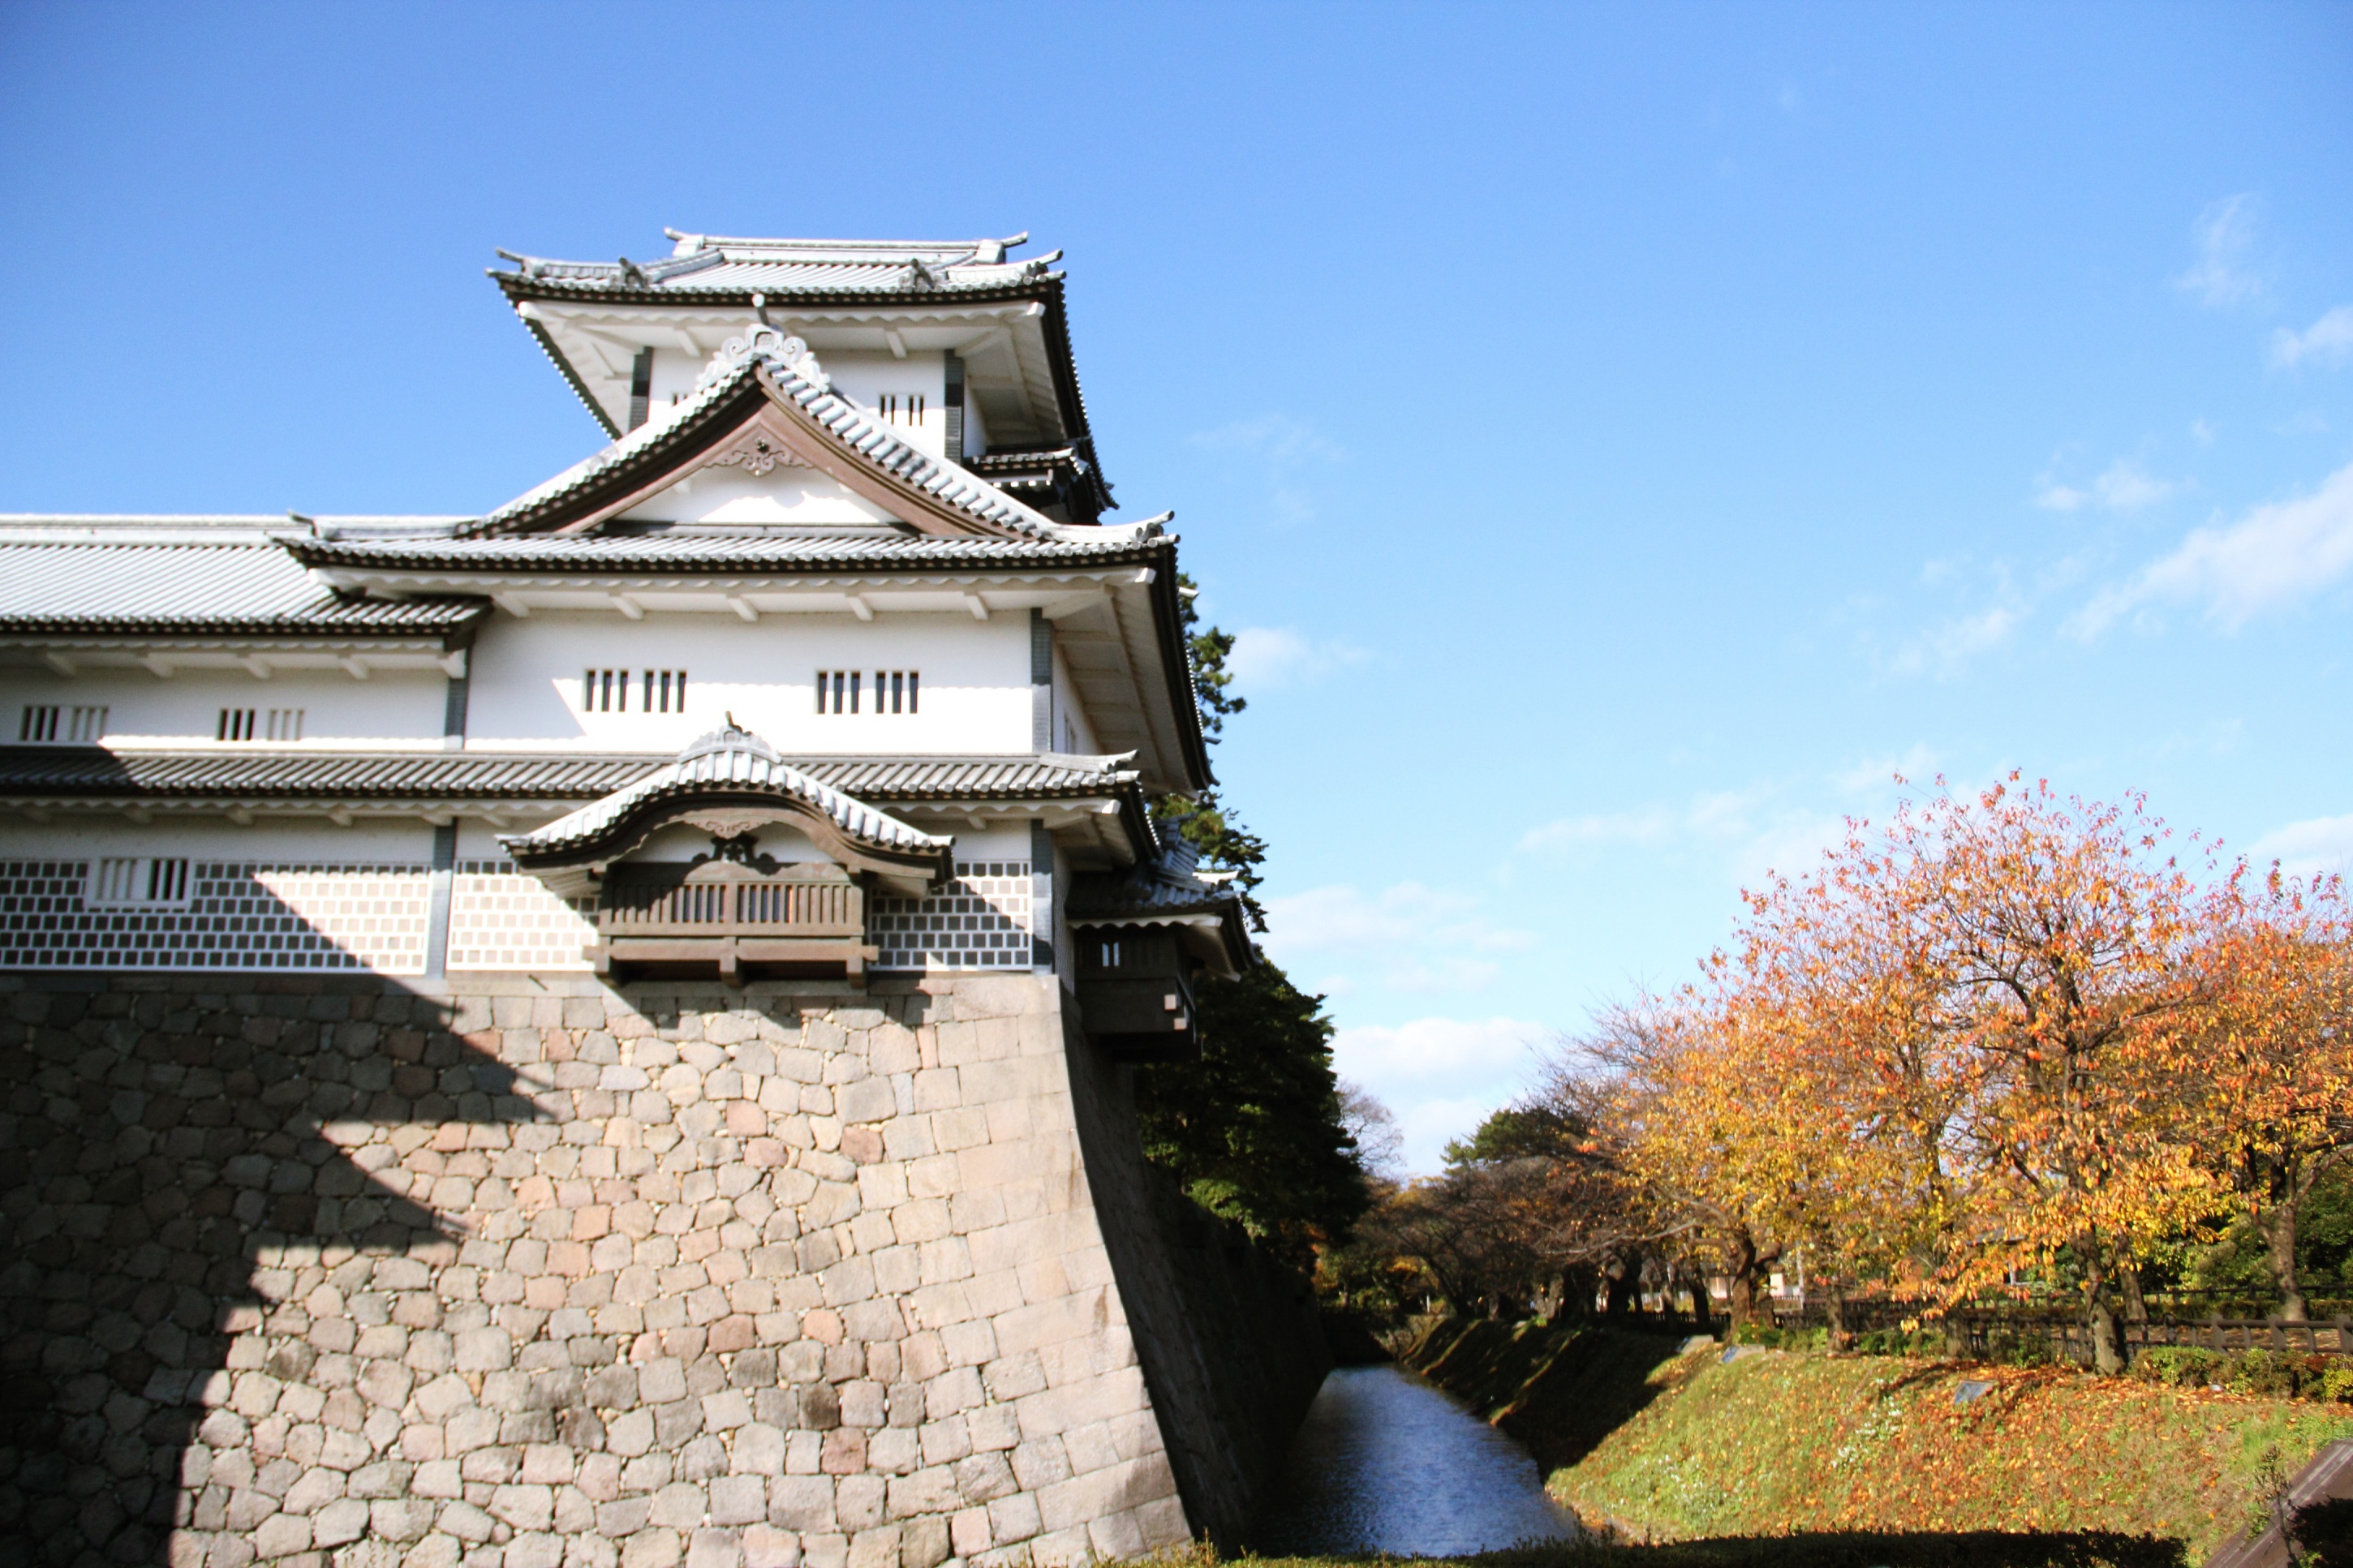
(1155, 574), (1270, 918)
(1133, 956), (1368, 1268)
(1129, 574), (1368, 1265)
(1407, 1317), (2343, 1562)
(2128, 1346), (2353, 1401)
(1445, 1103), (1586, 1168)
(1731, 1323), (1831, 1351)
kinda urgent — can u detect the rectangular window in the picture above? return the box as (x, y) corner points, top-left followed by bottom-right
(89, 857), (190, 907)
(18, 706), (58, 742)
(583, 670), (686, 715)
(817, 671), (916, 715)
(67, 706), (107, 743)
(877, 393), (927, 424)
(265, 709), (303, 741)
(217, 708), (257, 741)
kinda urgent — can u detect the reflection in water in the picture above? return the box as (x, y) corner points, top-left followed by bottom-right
(1250, 1364), (1581, 1557)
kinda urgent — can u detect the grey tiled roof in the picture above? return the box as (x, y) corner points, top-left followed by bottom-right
(493, 234), (1059, 297)
(1068, 841), (1240, 921)
(472, 328), (1078, 542)
(0, 747), (663, 801)
(289, 530), (1164, 573)
(503, 726), (947, 859)
(0, 748), (1143, 805)
(0, 532), (488, 636)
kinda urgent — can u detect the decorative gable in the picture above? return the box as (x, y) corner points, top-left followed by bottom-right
(475, 329), (1075, 542)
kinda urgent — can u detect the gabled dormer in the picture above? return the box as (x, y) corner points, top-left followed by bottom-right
(489, 230), (1114, 525)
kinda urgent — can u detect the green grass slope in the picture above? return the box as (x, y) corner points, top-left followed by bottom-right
(1399, 1319), (2353, 1563)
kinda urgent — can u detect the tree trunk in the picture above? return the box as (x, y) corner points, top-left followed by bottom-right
(2264, 1197), (2308, 1322)
(1826, 1287), (1849, 1352)
(1604, 1258), (1640, 1319)
(2081, 1242), (2123, 1374)
(1723, 1229), (1770, 1334)
(2119, 1261), (2148, 1326)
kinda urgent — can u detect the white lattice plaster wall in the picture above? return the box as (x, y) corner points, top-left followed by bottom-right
(871, 858), (1035, 971)
(0, 861), (430, 973)
(448, 862), (597, 972)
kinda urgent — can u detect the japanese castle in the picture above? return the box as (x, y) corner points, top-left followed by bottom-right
(0, 230), (1248, 1044)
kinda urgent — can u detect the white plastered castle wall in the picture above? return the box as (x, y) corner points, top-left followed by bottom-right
(463, 612), (1033, 754)
(2, 664), (447, 745)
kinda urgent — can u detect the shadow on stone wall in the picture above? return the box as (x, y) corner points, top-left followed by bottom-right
(1054, 997), (1331, 1551)
(0, 974), (537, 1568)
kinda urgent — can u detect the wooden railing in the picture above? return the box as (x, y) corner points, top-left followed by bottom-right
(1766, 1296), (2353, 1362)
(593, 860), (874, 984)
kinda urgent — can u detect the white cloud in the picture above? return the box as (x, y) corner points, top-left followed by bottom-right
(1884, 605), (2019, 678)
(1330, 1016), (1551, 1173)
(1225, 626), (1371, 690)
(1518, 785), (1848, 885)
(1262, 881), (1533, 999)
(2272, 306), (2353, 370)
(2175, 193), (2264, 308)
(2071, 461), (2353, 636)
(2192, 419), (2217, 447)
(1186, 414), (1345, 464)
(2036, 458), (2179, 513)
(1829, 744), (1939, 796)
(1515, 807), (1678, 852)
(2244, 814), (2353, 879)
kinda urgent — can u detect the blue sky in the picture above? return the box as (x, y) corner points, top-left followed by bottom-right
(4, 5), (2350, 1170)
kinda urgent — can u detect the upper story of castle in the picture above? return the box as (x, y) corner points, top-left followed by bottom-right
(0, 231), (1209, 807)
(493, 230), (1113, 526)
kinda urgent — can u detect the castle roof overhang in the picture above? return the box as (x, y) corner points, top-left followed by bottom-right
(497, 724), (952, 897)
(0, 521), (489, 675)
(458, 326), (1086, 542)
(1068, 842), (1254, 980)
(0, 748), (1155, 860)
(491, 231), (1103, 491)
(286, 527), (1214, 797)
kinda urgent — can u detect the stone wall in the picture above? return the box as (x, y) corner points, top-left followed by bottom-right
(0, 970), (1325, 1568)
(1056, 1010), (1329, 1549)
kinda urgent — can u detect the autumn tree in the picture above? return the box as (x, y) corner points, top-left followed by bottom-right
(2188, 868), (2353, 1319)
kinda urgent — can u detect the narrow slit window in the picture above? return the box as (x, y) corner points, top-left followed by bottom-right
(67, 706), (107, 743)
(90, 857), (190, 907)
(19, 706), (58, 742)
(217, 708), (257, 741)
(582, 670), (683, 715)
(265, 709), (303, 741)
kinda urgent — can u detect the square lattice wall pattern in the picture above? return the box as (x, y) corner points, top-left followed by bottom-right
(0, 861), (431, 972)
(870, 860), (1034, 971)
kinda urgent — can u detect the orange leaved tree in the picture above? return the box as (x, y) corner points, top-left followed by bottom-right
(2189, 867), (2353, 1320)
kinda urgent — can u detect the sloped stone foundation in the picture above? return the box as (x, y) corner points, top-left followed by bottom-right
(0, 971), (1320, 1568)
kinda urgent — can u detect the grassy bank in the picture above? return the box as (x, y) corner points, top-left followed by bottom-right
(1397, 1318), (2353, 1563)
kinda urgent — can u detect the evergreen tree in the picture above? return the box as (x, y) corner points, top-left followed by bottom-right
(1131, 575), (1369, 1265)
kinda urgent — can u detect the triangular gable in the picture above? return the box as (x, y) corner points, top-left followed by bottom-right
(472, 329), (1070, 542)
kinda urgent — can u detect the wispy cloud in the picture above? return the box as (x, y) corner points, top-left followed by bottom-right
(1518, 785), (1849, 884)
(1884, 604), (2019, 678)
(2035, 458), (2181, 513)
(2071, 461), (2353, 636)
(1226, 626), (1372, 690)
(1187, 413), (1346, 464)
(1330, 1016), (1551, 1172)
(2174, 193), (2264, 308)
(2244, 814), (2353, 879)
(1263, 881), (1534, 997)
(2271, 306), (2353, 371)
(1187, 413), (1345, 522)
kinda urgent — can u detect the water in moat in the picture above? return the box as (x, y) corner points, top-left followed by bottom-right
(1248, 1364), (1583, 1557)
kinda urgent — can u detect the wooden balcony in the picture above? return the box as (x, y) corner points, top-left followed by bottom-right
(589, 860), (876, 986)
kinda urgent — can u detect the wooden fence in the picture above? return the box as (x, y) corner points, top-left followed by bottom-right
(1766, 1296), (2353, 1365)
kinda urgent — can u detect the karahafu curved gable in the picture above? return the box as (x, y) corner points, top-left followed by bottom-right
(500, 721), (951, 897)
